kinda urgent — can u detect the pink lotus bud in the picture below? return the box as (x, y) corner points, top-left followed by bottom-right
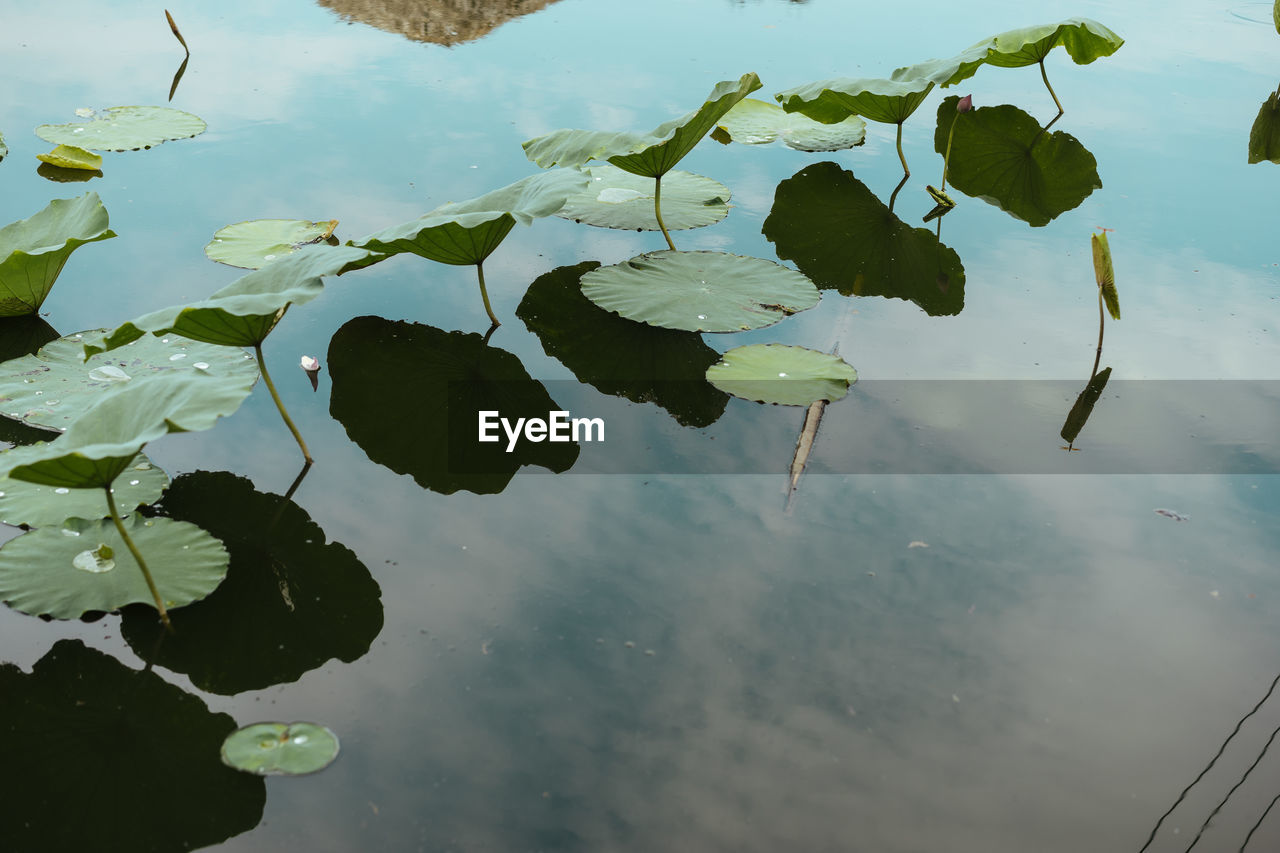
(957, 94), (973, 113)
(300, 355), (321, 391)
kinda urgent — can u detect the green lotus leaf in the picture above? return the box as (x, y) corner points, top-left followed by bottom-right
(353, 169), (588, 265)
(0, 192), (116, 317)
(0, 314), (59, 365)
(120, 470), (383, 695)
(205, 219), (338, 269)
(775, 76), (934, 126)
(933, 96), (1101, 226)
(890, 43), (994, 88)
(35, 106), (206, 152)
(1, 330), (258, 432)
(1092, 230), (1120, 320)
(37, 163), (102, 183)
(0, 452), (166, 527)
(328, 317), (578, 495)
(1061, 366), (1112, 445)
(35, 144), (102, 171)
(83, 243), (376, 353)
(716, 98), (867, 151)
(0, 515), (228, 618)
(522, 73), (761, 177)
(979, 18), (1123, 70)
(516, 262), (729, 427)
(580, 250), (819, 333)
(763, 162), (965, 316)
(1249, 90), (1280, 165)
(706, 344), (857, 406)
(221, 722), (340, 776)
(0, 640), (264, 851)
(555, 165), (729, 231)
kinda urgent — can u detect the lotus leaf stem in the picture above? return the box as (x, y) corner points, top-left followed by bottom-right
(105, 487), (173, 634)
(1039, 58), (1064, 117)
(941, 116), (959, 191)
(1092, 287), (1105, 379)
(255, 344), (313, 464)
(895, 121), (910, 177)
(888, 172), (909, 213)
(475, 261), (500, 327)
(653, 175), (677, 251)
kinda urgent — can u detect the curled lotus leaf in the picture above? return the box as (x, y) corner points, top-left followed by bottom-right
(1249, 90), (1280, 165)
(556, 165), (729, 231)
(35, 106), (206, 152)
(0, 192), (116, 317)
(221, 722), (340, 776)
(775, 76), (934, 126)
(0, 452), (167, 528)
(36, 145), (102, 171)
(205, 219), (338, 269)
(716, 98), (867, 151)
(706, 343), (857, 406)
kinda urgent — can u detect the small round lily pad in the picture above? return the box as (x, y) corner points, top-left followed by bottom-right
(555, 165), (729, 231)
(706, 343), (857, 405)
(221, 722), (340, 776)
(35, 106), (206, 152)
(205, 219), (339, 269)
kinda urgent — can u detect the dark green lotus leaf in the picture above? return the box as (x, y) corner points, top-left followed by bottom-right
(0, 314), (58, 365)
(36, 144), (102, 171)
(516, 262), (729, 428)
(0, 192), (116, 317)
(329, 317), (578, 495)
(205, 219), (338, 269)
(555, 165), (729, 231)
(120, 470), (383, 695)
(775, 76), (933, 126)
(1, 329), (258, 432)
(35, 105), (207, 151)
(222, 722), (340, 776)
(0, 515), (227, 618)
(891, 42), (994, 88)
(763, 162), (965, 316)
(523, 73), (762, 177)
(353, 169), (588, 265)
(1249, 90), (1280, 164)
(580, 250), (819, 333)
(83, 243), (376, 353)
(0, 452), (166, 527)
(933, 96), (1101, 226)
(706, 344), (857, 406)
(1061, 366), (1112, 445)
(0, 640), (264, 851)
(716, 98), (867, 151)
(37, 163), (103, 183)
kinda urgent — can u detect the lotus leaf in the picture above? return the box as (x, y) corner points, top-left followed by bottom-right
(763, 162), (965, 316)
(1092, 230), (1120, 320)
(555, 165), (729, 231)
(205, 219), (339, 269)
(221, 722), (340, 776)
(36, 144), (102, 171)
(890, 43), (994, 88)
(522, 73), (762, 177)
(35, 105), (207, 151)
(0, 192), (116, 317)
(932, 96), (1101, 227)
(1061, 367), (1112, 444)
(0, 515), (227, 618)
(706, 344), (857, 406)
(1, 330), (258, 432)
(37, 163), (102, 183)
(1249, 90), (1280, 165)
(0, 640), (264, 851)
(0, 452), (167, 527)
(716, 98), (867, 151)
(580, 251), (819, 333)
(775, 76), (933, 127)
(516, 262), (729, 428)
(0, 314), (59, 365)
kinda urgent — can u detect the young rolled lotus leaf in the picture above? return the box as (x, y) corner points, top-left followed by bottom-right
(715, 98), (867, 152)
(36, 144), (102, 171)
(775, 76), (934, 176)
(706, 343), (857, 406)
(1248, 89), (1280, 165)
(35, 105), (207, 151)
(555, 164), (729, 232)
(221, 722), (340, 776)
(523, 73), (761, 248)
(352, 169), (587, 326)
(932, 96), (1101, 227)
(579, 250), (820, 333)
(1092, 229), (1119, 321)
(0, 452), (166, 528)
(0, 192), (116, 317)
(205, 218), (339, 269)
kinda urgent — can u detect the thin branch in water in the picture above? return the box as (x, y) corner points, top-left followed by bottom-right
(1240, 791), (1280, 851)
(1184, 721), (1280, 851)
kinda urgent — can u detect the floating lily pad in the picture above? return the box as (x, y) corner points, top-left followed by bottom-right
(716, 98), (867, 151)
(763, 162), (965, 316)
(0, 453), (166, 527)
(36, 144), (102, 171)
(205, 219), (338, 269)
(0, 515), (228, 619)
(555, 165), (729, 231)
(933, 97), (1101, 226)
(706, 344), (857, 406)
(0, 330), (259, 432)
(0, 192), (116, 317)
(1249, 90), (1280, 164)
(221, 722), (340, 776)
(580, 250), (819, 333)
(0, 640), (264, 851)
(775, 76), (934, 126)
(35, 106), (207, 152)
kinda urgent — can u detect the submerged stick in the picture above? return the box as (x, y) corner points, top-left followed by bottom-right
(653, 175), (677, 251)
(255, 343), (313, 464)
(165, 10), (189, 56)
(475, 260), (500, 327)
(105, 487), (173, 633)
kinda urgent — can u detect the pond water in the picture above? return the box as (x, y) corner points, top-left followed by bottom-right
(2, 0), (1280, 851)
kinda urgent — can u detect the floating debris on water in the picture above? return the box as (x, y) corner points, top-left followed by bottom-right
(1154, 508), (1190, 522)
(908, 540), (929, 548)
